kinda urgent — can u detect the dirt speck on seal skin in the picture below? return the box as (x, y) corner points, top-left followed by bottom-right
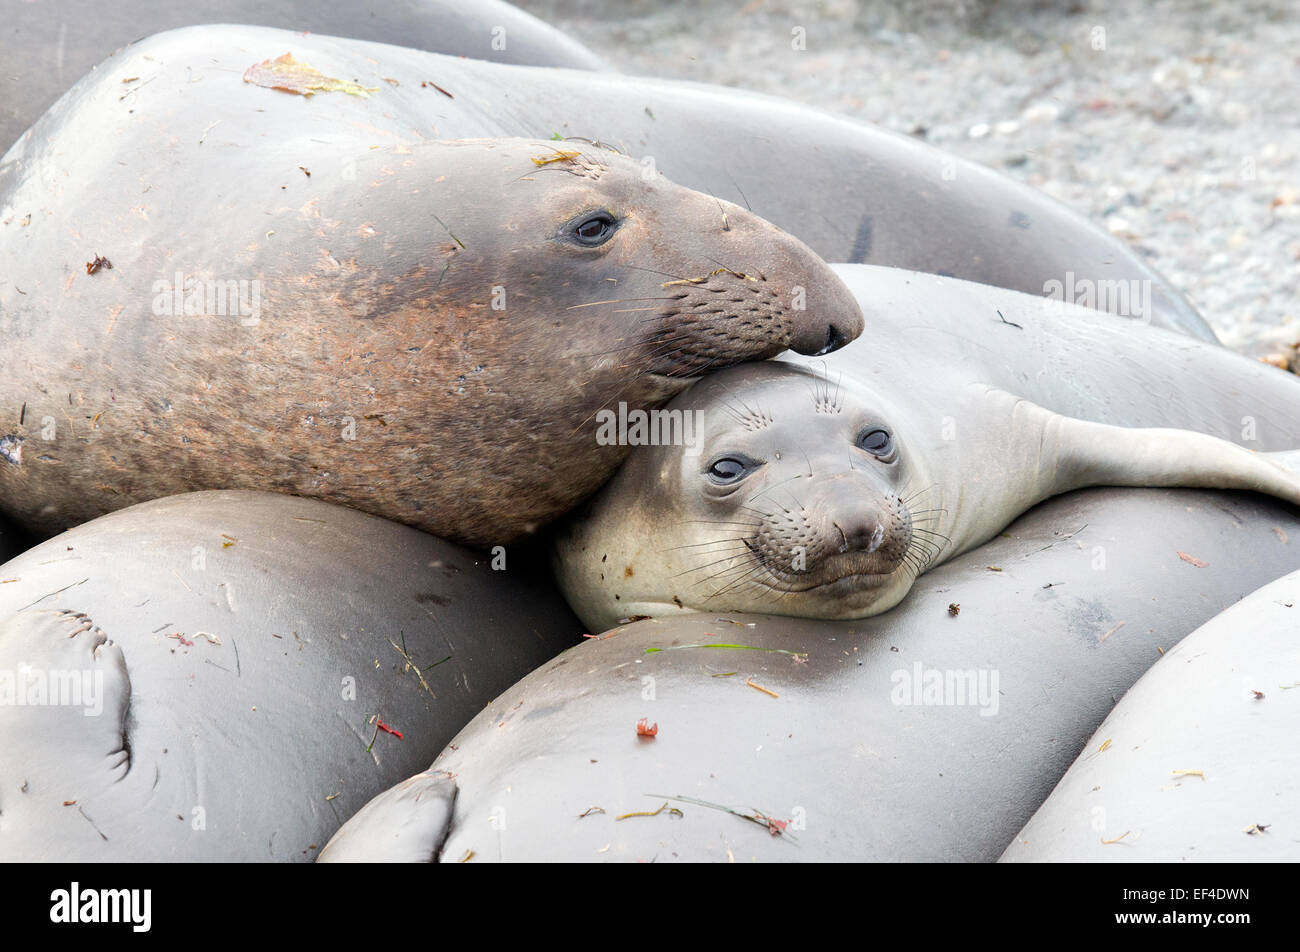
(0, 435), (22, 465)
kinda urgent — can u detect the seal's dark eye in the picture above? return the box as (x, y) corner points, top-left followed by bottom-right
(858, 428), (893, 458)
(570, 211), (619, 247)
(708, 457), (749, 483)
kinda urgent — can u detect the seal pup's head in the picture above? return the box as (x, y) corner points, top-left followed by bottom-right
(552, 362), (945, 630)
(553, 356), (1300, 632)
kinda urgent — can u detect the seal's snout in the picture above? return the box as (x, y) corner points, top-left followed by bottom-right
(785, 258), (865, 357)
(834, 517), (887, 554)
(814, 322), (852, 357)
(698, 196), (863, 359)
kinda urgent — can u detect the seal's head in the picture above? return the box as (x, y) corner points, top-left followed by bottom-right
(0, 135), (866, 549)
(409, 139), (863, 381)
(554, 340), (1300, 631)
(553, 362), (945, 631)
(322, 138), (865, 544)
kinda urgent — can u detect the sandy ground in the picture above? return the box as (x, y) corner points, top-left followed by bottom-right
(517, 0), (1300, 362)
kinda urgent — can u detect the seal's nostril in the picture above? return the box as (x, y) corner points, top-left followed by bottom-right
(812, 324), (850, 356)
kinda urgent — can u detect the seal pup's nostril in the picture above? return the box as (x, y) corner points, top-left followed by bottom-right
(832, 521), (849, 553)
(813, 323), (850, 356)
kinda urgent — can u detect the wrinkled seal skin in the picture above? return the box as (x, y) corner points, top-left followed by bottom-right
(554, 264), (1300, 631)
(0, 134), (859, 544)
(0, 490), (582, 862)
(0, 0), (606, 152)
(1002, 568), (1300, 863)
(318, 487), (1300, 862)
(1, 23), (1211, 341)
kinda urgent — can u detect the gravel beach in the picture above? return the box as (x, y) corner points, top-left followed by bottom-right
(519, 0), (1300, 361)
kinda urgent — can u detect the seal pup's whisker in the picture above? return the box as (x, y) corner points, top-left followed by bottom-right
(704, 564), (771, 601)
(688, 563), (763, 594)
(675, 549), (756, 579)
(745, 473), (807, 507)
(668, 537), (754, 554)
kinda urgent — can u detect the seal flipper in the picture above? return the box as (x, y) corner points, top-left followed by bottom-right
(948, 389), (1300, 562)
(0, 610), (132, 800)
(316, 770), (457, 863)
(1044, 415), (1300, 509)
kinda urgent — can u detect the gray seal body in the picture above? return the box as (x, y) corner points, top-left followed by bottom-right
(0, 491), (581, 861)
(0, 0), (606, 151)
(1001, 567), (1300, 862)
(319, 487), (1300, 862)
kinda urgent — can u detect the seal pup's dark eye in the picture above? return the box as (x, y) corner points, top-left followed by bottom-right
(858, 428), (894, 458)
(568, 211), (620, 247)
(707, 457), (750, 484)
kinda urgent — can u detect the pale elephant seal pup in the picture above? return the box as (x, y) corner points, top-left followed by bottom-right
(320, 488), (1300, 862)
(1, 24), (1211, 341)
(0, 490), (582, 861)
(0, 137), (860, 545)
(1002, 567), (1300, 862)
(554, 265), (1300, 631)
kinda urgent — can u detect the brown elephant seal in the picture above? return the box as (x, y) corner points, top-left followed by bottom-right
(0, 490), (583, 861)
(0, 138), (860, 545)
(2, 24), (1212, 342)
(554, 265), (1300, 631)
(1002, 567), (1300, 862)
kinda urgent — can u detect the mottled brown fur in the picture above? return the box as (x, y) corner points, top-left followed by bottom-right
(0, 138), (861, 545)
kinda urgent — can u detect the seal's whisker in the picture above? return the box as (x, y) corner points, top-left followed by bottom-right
(696, 564), (766, 597)
(565, 365), (673, 438)
(909, 529), (947, 550)
(737, 503), (783, 522)
(702, 191), (731, 233)
(667, 537), (753, 552)
(613, 262), (691, 282)
(683, 556), (757, 582)
(574, 335), (687, 361)
(673, 518), (764, 528)
(746, 473), (806, 506)
(726, 173), (752, 212)
(705, 563), (770, 600)
(565, 296), (680, 311)
(675, 550), (755, 578)
(666, 351), (728, 379)
(901, 483), (940, 506)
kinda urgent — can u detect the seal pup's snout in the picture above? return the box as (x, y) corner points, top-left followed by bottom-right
(833, 517), (888, 554)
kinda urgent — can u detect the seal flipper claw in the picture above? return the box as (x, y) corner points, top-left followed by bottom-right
(316, 770), (457, 863)
(0, 609), (132, 796)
